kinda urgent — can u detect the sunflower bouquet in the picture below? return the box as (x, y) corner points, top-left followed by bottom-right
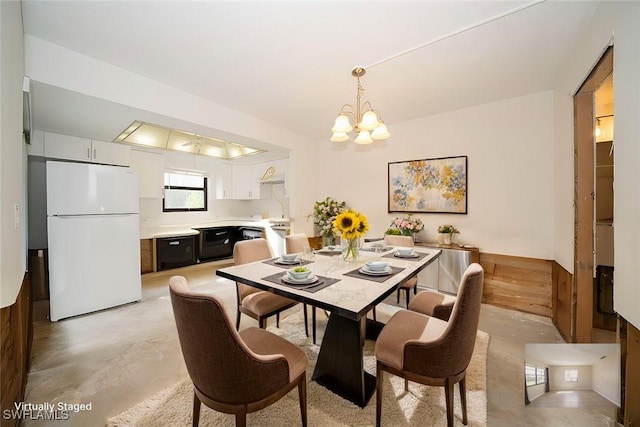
(333, 209), (370, 261)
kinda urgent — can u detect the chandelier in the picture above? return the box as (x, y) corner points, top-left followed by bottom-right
(330, 67), (390, 144)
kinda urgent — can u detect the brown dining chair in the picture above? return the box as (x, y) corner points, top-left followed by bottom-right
(374, 263), (484, 427)
(234, 238), (308, 337)
(409, 290), (456, 321)
(169, 276), (308, 427)
(384, 235), (419, 307)
(285, 233), (320, 344)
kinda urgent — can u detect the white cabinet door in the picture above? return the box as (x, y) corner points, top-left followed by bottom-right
(91, 139), (131, 166)
(215, 163), (233, 199)
(232, 165), (260, 199)
(44, 132), (92, 162)
(130, 150), (165, 198)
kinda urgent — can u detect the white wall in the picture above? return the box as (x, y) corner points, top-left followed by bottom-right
(0, 1), (28, 308)
(592, 351), (621, 405)
(552, 2), (640, 329)
(549, 365), (592, 390)
(308, 91), (555, 259)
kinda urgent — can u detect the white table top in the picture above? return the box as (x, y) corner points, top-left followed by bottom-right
(216, 246), (441, 321)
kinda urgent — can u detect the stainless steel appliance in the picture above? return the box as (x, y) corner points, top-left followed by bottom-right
(418, 246), (470, 295)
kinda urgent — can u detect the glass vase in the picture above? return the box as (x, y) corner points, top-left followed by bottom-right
(322, 234), (336, 248)
(341, 237), (360, 262)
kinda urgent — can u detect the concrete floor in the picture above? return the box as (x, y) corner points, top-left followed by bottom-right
(23, 261), (619, 426)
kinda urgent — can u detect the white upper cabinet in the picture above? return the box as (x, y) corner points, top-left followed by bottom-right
(42, 132), (130, 166)
(129, 150), (164, 198)
(91, 139), (131, 166)
(214, 163), (233, 200)
(44, 132), (92, 162)
(232, 164), (261, 199)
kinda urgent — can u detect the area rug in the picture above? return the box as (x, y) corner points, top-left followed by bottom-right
(106, 312), (489, 426)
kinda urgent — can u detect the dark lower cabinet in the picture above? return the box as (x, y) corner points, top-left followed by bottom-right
(156, 235), (197, 271)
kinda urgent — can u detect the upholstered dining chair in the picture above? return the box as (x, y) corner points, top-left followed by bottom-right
(234, 238), (307, 336)
(285, 233), (319, 344)
(374, 263), (484, 427)
(169, 276), (308, 427)
(383, 235), (419, 307)
(409, 289), (457, 322)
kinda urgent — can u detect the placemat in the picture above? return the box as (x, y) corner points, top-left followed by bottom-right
(261, 271), (340, 293)
(343, 266), (405, 283)
(263, 257), (314, 268)
(382, 251), (430, 262)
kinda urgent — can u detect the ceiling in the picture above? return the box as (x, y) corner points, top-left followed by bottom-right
(21, 1), (600, 151)
(526, 344), (618, 366)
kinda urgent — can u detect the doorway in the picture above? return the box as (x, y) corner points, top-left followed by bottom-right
(573, 46), (614, 343)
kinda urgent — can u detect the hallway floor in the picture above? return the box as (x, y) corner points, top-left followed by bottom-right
(24, 261), (619, 426)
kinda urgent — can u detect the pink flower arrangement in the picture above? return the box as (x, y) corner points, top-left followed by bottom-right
(388, 214), (424, 235)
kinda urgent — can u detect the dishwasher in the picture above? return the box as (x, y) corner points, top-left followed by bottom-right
(195, 227), (235, 261)
(156, 235), (197, 271)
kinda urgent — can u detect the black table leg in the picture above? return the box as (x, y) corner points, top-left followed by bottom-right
(312, 312), (375, 408)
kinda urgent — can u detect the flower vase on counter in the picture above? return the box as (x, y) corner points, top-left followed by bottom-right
(322, 234), (336, 248)
(443, 233), (452, 245)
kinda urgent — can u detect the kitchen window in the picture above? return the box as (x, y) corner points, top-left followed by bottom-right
(163, 172), (207, 212)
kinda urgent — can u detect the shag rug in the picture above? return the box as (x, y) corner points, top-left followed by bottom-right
(106, 311), (489, 426)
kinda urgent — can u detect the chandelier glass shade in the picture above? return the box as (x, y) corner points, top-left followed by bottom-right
(330, 67), (390, 144)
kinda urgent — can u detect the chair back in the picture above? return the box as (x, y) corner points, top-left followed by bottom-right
(404, 263), (484, 377)
(285, 233), (310, 254)
(169, 276), (290, 404)
(384, 235), (415, 248)
(233, 238), (273, 301)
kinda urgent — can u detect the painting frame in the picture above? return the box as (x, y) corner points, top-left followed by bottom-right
(388, 155), (468, 214)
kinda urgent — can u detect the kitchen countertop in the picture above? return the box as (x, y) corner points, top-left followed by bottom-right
(139, 219), (275, 240)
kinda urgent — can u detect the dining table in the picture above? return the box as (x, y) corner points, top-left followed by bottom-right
(215, 244), (441, 408)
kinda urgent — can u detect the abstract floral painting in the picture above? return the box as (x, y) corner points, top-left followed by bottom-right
(388, 156), (467, 213)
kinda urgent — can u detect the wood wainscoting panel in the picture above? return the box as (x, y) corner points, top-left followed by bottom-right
(1, 274), (33, 427)
(140, 239), (154, 274)
(624, 319), (640, 427)
(479, 253), (552, 317)
(552, 261), (574, 342)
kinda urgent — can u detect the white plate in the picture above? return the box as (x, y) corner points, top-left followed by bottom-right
(394, 252), (419, 258)
(282, 274), (318, 285)
(275, 257), (299, 265)
(359, 266), (392, 276)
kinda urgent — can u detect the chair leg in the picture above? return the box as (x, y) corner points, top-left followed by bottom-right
(259, 317), (265, 329)
(460, 376), (468, 425)
(298, 372), (308, 427)
(235, 310), (241, 330)
(372, 307), (377, 321)
(444, 378), (454, 427)
(396, 288), (400, 304)
(276, 313), (280, 328)
(404, 378), (409, 391)
(235, 409), (247, 427)
(376, 361), (383, 427)
(312, 307), (317, 345)
(405, 288), (410, 308)
(414, 286), (418, 295)
(192, 391), (201, 427)
(303, 304), (309, 337)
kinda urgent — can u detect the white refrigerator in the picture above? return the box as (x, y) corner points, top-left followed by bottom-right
(47, 161), (142, 321)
